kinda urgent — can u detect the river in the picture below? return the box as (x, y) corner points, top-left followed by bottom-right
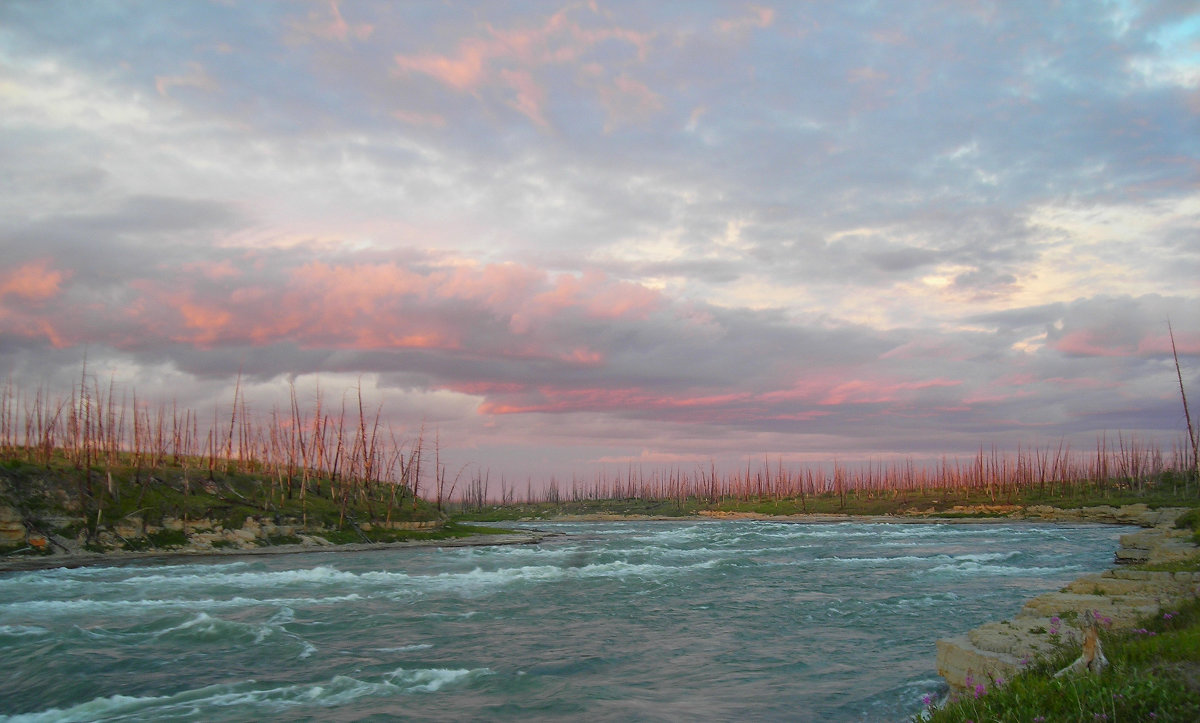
(0, 520), (1127, 721)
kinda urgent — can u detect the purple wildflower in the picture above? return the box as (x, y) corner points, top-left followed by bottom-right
(974, 683), (986, 698)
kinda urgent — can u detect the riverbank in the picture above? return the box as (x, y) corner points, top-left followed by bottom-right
(936, 507), (1200, 691)
(538, 502), (1192, 527)
(0, 528), (556, 573)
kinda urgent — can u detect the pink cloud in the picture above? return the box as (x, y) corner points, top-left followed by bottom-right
(499, 68), (549, 127)
(0, 259), (69, 301)
(93, 257), (666, 363)
(395, 39), (490, 90)
(1051, 329), (1200, 357)
(715, 6), (775, 34)
(392, 7), (654, 127)
(820, 378), (962, 406)
(288, 0), (374, 43)
(180, 259), (242, 282)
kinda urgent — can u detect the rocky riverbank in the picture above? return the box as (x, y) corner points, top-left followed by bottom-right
(0, 504), (553, 572)
(936, 506), (1200, 691)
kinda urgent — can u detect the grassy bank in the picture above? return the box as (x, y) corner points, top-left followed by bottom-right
(451, 473), (1199, 522)
(0, 451), (447, 558)
(925, 585), (1200, 722)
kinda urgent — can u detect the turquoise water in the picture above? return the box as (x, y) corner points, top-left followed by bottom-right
(0, 520), (1126, 722)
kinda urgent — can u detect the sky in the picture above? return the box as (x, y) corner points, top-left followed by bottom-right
(1, 0), (1198, 484)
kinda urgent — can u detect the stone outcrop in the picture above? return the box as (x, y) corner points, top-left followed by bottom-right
(0, 505), (25, 545)
(1020, 503), (1191, 527)
(1, 508), (448, 560)
(936, 508), (1200, 691)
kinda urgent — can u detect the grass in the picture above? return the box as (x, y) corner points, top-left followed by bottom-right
(453, 497), (701, 521)
(448, 476), (1200, 523)
(1176, 508), (1200, 545)
(317, 521), (519, 544)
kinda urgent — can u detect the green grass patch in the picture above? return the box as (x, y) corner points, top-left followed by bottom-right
(265, 534), (304, 546)
(314, 521), (521, 545)
(453, 497), (701, 521)
(1175, 508), (1200, 545)
(147, 528), (188, 548)
(1133, 555), (1200, 573)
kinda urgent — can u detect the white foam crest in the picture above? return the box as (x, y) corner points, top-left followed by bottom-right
(927, 561), (1081, 577)
(374, 643), (434, 653)
(389, 557), (720, 597)
(156, 611), (278, 645)
(631, 524), (711, 542)
(386, 667), (490, 692)
(0, 624), (49, 637)
(0, 666), (491, 721)
(0, 561), (255, 590)
(117, 565), (365, 589)
(818, 550), (1021, 567)
(955, 551), (1020, 563)
(0, 592), (363, 617)
(818, 554), (945, 566)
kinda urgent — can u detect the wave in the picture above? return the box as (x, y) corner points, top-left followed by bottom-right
(814, 550), (1021, 567)
(0, 593), (363, 617)
(62, 608), (318, 660)
(0, 666), (490, 722)
(411, 558), (722, 593)
(373, 643), (433, 652)
(0, 624), (49, 637)
(927, 561), (1082, 576)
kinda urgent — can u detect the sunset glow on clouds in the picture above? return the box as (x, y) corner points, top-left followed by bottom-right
(1, 1), (1198, 482)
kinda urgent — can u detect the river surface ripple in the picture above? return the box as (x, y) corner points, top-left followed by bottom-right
(0, 520), (1127, 722)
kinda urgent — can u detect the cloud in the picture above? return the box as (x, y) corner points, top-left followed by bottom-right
(715, 6), (775, 35)
(287, 0), (374, 43)
(391, 5), (655, 129)
(0, 259), (69, 302)
(1, 1), (1198, 483)
(155, 62), (219, 97)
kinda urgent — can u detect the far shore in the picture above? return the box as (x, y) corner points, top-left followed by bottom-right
(0, 530), (557, 573)
(2, 503), (1183, 574)
(537, 511), (1088, 524)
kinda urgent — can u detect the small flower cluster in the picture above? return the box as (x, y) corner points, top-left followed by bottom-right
(1091, 610), (1113, 627)
(1132, 627), (1157, 636)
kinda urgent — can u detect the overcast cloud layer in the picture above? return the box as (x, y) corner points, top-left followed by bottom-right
(1, 1), (1198, 481)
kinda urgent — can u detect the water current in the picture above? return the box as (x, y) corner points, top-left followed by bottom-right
(0, 520), (1128, 721)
